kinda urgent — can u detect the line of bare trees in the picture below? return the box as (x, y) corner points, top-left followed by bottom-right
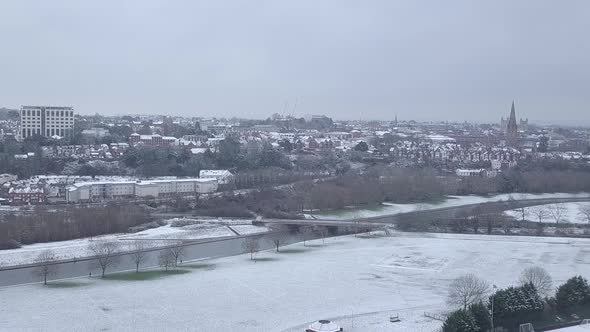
(0, 203), (149, 249)
(33, 240), (190, 284)
(242, 225), (332, 261)
(30, 223), (341, 285)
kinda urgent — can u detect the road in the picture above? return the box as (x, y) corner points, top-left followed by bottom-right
(1, 195), (589, 288)
(0, 232), (304, 287)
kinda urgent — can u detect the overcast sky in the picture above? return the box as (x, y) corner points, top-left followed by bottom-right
(1, 1), (589, 125)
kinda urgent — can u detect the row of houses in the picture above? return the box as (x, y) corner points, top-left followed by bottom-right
(389, 142), (521, 163)
(41, 143), (130, 159)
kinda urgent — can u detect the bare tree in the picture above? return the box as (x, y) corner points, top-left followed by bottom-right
(519, 266), (553, 297)
(530, 206), (549, 223)
(242, 237), (260, 260)
(269, 232), (288, 253)
(317, 226), (329, 244)
(34, 250), (58, 285)
(447, 274), (490, 310)
(517, 207), (530, 222)
(272, 238), (282, 252)
(468, 215), (480, 234)
(131, 241), (147, 273)
(502, 215), (514, 234)
(547, 203), (566, 224)
(169, 242), (185, 266)
(578, 205), (590, 224)
(89, 241), (121, 278)
(480, 212), (503, 235)
(158, 249), (175, 272)
(301, 226), (315, 246)
(269, 225), (290, 252)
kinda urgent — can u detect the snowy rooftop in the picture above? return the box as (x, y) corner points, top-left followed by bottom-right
(200, 170), (232, 176)
(308, 320), (341, 332)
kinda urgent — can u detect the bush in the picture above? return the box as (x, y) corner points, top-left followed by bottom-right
(555, 276), (590, 310)
(169, 218), (204, 228)
(128, 221), (162, 233)
(490, 283), (544, 327)
(0, 239), (22, 250)
(468, 302), (491, 332)
(443, 309), (479, 332)
(261, 210), (303, 219)
(197, 203), (253, 218)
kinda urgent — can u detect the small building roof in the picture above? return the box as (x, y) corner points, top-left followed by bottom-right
(307, 320), (341, 332)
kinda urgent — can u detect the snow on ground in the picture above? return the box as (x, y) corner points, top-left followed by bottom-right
(166, 217), (256, 226)
(505, 202), (590, 224)
(230, 224), (270, 235)
(0, 222), (266, 267)
(313, 192), (590, 220)
(2, 232), (590, 331)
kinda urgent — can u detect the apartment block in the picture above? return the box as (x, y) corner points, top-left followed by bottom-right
(20, 106), (74, 138)
(65, 178), (218, 203)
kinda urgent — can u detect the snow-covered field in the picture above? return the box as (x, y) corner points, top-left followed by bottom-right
(0, 219), (268, 266)
(505, 202), (590, 224)
(1, 232), (589, 331)
(312, 192), (590, 220)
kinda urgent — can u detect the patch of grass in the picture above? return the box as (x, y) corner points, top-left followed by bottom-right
(357, 233), (385, 239)
(45, 281), (89, 288)
(183, 262), (216, 270)
(104, 269), (190, 281)
(279, 248), (308, 254)
(253, 257), (279, 262)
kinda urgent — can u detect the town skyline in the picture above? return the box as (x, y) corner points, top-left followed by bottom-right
(0, 100), (581, 128)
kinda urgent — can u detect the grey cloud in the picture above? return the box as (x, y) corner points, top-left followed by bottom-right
(0, 0), (588, 125)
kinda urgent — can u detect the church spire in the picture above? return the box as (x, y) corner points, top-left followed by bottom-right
(509, 100), (516, 122)
(506, 100), (518, 146)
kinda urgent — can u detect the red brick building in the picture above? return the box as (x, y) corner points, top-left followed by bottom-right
(8, 188), (45, 205)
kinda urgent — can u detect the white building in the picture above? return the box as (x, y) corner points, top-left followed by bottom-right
(455, 169), (485, 177)
(20, 106), (75, 138)
(66, 178), (218, 203)
(81, 127), (109, 138)
(199, 170), (235, 184)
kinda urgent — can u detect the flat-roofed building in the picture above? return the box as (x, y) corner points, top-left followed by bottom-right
(66, 178), (218, 203)
(20, 106), (74, 139)
(199, 170), (234, 185)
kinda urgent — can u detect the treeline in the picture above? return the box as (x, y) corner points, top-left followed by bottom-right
(453, 169), (590, 195)
(234, 168), (330, 189)
(119, 138), (346, 178)
(443, 271), (590, 331)
(179, 167), (590, 219)
(121, 138), (302, 178)
(294, 169), (445, 211)
(0, 204), (149, 249)
(178, 169), (446, 218)
(193, 189), (303, 219)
